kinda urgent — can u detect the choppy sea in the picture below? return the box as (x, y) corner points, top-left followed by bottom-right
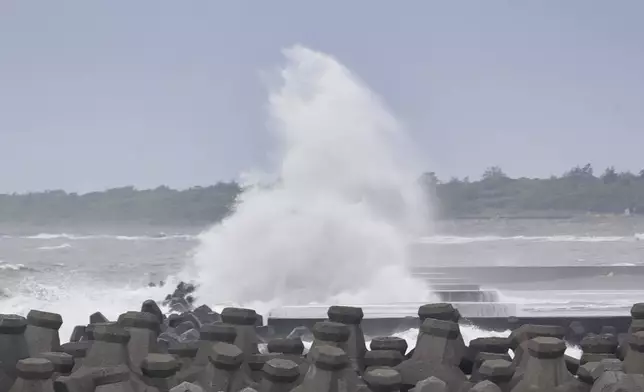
(2, 217), (644, 358)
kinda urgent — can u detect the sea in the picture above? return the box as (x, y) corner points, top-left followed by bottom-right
(2, 217), (644, 359)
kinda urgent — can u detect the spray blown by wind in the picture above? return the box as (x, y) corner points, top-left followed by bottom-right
(187, 45), (434, 311)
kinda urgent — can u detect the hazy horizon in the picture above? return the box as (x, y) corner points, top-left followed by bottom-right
(2, 1), (644, 193)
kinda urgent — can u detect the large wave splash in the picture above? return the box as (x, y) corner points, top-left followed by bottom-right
(184, 45), (434, 310)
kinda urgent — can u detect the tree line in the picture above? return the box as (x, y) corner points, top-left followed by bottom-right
(422, 164), (644, 218)
(2, 164), (644, 225)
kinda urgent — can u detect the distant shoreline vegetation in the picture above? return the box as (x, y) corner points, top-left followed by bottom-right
(3, 164), (644, 225)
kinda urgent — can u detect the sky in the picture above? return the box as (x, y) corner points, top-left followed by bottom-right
(1, 1), (643, 193)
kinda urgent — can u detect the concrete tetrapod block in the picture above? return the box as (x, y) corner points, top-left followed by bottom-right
(248, 354), (274, 383)
(175, 322), (195, 336)
(169, 382), (203, 392)
(210, 342), (244, 369)
(363, 368), (402, 392)
(81, 325), (131, 368)
(307, 321), (350, 360)
(208, 343), (255, 392)
(69, 326), (87, 343)
(89, 312), (109, 325)
(220, 308), (260, 361)
(141, 300), (165, 325)
(267, 338), (304, 355)
(15, 358), (54, 380)
(370, 337), (408, 356)
(413, 376), (447, 392)
(141, 354), (180, 379)
(327, 306), (364, 325)
(327, 306), (368, 374)
(470, 381), (502, 392)
(471, 354), (512, 384)
(395, 318), (467, 392)
(260, 358), (299, 392)
(631, 303), (644, 320)
(199, 323), (237, 343)
(512, 337), (573, 392)
(0, 314), (30, 390)
(25, 310), (63, 357)
(118, 311), (161, 375)
(418, 303), (460, 322)
(364, 350), (405, 371)
(10, 358), (55, 392)
(478, 359), (513, 392)
(36, 352), (74, 377)
(292, 346), (362, 392)
(624, 331), (644, 375)
(469, 338), (511, 355)
(580, 335), (618, 354)
(118, 311), (160, 333)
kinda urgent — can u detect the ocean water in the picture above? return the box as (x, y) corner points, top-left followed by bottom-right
(1, 218), (643, 355)
(3, 46), (644, 357)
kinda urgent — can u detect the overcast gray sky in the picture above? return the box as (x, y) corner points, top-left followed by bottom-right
(1, 1), (643, 193)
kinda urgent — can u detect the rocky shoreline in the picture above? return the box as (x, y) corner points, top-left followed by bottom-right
(1, 282), (644, 392)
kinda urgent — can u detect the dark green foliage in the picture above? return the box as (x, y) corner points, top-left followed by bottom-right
(0, 182), (241, 225)
(2, 164), (644, 225)
(425, 165), (644, 218)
